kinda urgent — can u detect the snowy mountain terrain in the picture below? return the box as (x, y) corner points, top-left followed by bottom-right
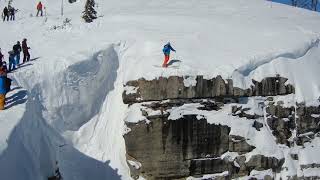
(0, 0), (319, 179)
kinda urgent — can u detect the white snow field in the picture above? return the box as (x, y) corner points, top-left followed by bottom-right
(0, 0), (319, 179)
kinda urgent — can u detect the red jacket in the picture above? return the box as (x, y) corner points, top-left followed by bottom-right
(37, 2), (43, 10)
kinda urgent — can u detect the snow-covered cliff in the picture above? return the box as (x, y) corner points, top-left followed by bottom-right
(0, 0), (319, 179)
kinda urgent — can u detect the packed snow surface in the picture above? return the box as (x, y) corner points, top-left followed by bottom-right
(0, 0), (320, 179)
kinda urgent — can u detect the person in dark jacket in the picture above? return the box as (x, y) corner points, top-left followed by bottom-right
(13, 41), (21, 66)
(22, 39), (30, 63)
(162, 42), (176, 67)
(8, 51), (16, 71)
(0, 48), (3, 64)
(9, 6), (15, 21)
(2, 7), (9, 21)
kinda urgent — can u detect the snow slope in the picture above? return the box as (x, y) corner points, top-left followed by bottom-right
(0, 0), (319, 179)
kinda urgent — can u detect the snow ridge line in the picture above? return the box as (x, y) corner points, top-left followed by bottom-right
(234, 38), (320, 77)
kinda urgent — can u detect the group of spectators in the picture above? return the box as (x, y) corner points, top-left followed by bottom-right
(2, 5), (16, 21)
(2, 1), (44, 22)
(0, 39), (31, 110)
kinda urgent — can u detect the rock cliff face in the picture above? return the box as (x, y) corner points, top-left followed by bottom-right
(123, 76), (320, 179)
(123, 75), (294, 104)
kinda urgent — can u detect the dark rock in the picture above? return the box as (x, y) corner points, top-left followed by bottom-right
(290, 154), (298, 160)
(296, 133), (315, 146)
(266, 103), (296, 145)
(197, 100), (222, 111)
(124, 115), (231, 179)
(123, 76), (295, 104)
(189, 159), (238, 177)
(267, 116), (295, 145)
(245, 155), (284, 173)
(227, 79), (234, 96)
(232, 106), (242, 114)
(266, 104), (295, 118)
(229, 135), (256, 154)
(233, 155), (284, 178)
(251, 76), (294, 97)
(233, 107), (262, 120)
(267, 97), (274, 101)
(296, 104), (320, 135)
(252, 121), (263, 131)
(300, 163), (320, 169)
(264, 175), (273, 180)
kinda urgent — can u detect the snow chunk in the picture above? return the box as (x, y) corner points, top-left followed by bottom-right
(125, 103), (147, 123)
(186, 171), (229, 180)
(128, 160), (142, 170)
(311, 114), (320, 118)
(168, 103), (202, 120)
(124, 85), (139, 95)
(183, 76), (197, 87)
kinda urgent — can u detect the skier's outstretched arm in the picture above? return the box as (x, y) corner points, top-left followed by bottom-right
(169, 45), (176, 52)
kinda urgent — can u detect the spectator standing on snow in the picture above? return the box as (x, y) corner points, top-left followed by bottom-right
(36, 1), (43, 17)
(2, 7), (9, 21)
(8, 51), (16, 71)
(0, 48), (4, 64)
(22, 39), (30, 63)
(0, 69), (11, 110)
(0, 76), (6, 110)
(2, 62), (7, 73)
(0, 65), (6, 76)
(13, 41), (21, 66)
(162, 42), (176, 68)
(0, 73), (8, 110)
(9, 6), (15, 21)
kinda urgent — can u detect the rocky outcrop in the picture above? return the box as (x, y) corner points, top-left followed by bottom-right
(232, 105), (262, 119)
(122, 75), (320, 179)
(265, 101), (320, 146)
(123, 75), (295, 104)
(234, 155), (284, 177)
(296, 104), (320, 135)
(266, 102), (296, 146)
(125, 115), (235, 179)
(251, 76), (294, 97)
(124, 111), (255, 179)
(124, 100), (287, 179)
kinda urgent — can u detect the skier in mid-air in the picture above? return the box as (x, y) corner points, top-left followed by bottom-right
(162, 42), (176, 68)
